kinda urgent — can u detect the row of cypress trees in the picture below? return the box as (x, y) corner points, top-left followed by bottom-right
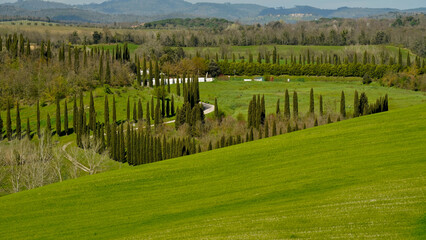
(248, 89), (389, 130)
(217, 48), (424, 69)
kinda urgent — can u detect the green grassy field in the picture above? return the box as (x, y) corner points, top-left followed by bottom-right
(198, 78), (426, 118)
(2, 78), (426, 141)
(0, 102), (425, 239)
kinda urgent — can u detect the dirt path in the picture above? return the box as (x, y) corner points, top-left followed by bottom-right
(62, 142), (91, 173)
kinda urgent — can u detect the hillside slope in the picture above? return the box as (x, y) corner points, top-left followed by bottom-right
(1, 104), (425, 239)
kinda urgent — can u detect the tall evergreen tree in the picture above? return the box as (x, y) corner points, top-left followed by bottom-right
(293, 91), (298, 119)
(16, 101), (21, 139)
(171, 96), (175, 116)
(106, 59), (111, 84)
(151, 97), (154, 120)
(99, 56), (104, 83)
(284, 89), (290, 119)
(353, 90), (359, 117)
(34, 100), (40, 137)
(406, 52), (411, 67)
(276, 99), (280, 114)
(133, 102), (137, 122)
(126, 98), (131, 122)
(398, 48), (403, 66)
(309, 88), (314, 115)
(56, 97), (61, 136)
(112, 95), (117, 124)
(146, 102), (151, 130)
(138, 99), (143, 121)
(6, 100), (11, 141)
(340, 91), (346, 118)
(73, 96), (77, 134)
(319, 95), (323, 116)
(214, 98), (219, 120)
(176, 78), (181, 96)
(64, 99), (69, 135)
(89, 91), (95, 131)
(104, 95), (110, 124)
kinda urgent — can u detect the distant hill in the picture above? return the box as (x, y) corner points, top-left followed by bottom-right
(0, 0), (424, 23)
(2, 0), (70, 11)
(260, 5), (426, 19)
(82, 0), (265, 20)
(142, 18), (232, 29)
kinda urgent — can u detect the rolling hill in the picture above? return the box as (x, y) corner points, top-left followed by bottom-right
(0, 101), (425, 239)
(0, 0), (424, 23)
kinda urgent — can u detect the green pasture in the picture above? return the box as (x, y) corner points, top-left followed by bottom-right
(0, 102), (425, 239)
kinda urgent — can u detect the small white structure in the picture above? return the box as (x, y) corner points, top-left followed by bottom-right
(287, 78), (291, 82)
(254, 77), (264, 82)
(244, 79), (252, 82)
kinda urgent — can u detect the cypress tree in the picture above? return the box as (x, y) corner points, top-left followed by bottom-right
(142, 55), (147, 86)
(353, 90), (359, 117)
(146, 102), (151, 130)
(314, 118), (318, 127)
(112, 95), (117, 124)
(74, 47), (79, 73)
(151, 97), (154, 120)
(208, 141), (212, 151)
(161, 92), (165, 118)
(46, 113), (51, 134)
(319, 95), (323, 116)
(89, 91), (95, 131)
(309, 88), (314, 115)
(276, 99), (280, 114)
(264, 120), (269, 138)
(359, 92), (369, 116)
(138, 99), (143, 121)
(6, 100), (11, 141)
(133, 102), (137, 122)
(284, 89), (290, 119)
(99, 56), (104, 83)
(176, 78), (181, 96)
(293, 91), (298, 119)
(56, 97), (61, 136)
(104, 95), (110, 125)
(340, 91), (346, 118)
(171, 95), (175, 116)
(34, 100), (39, 137)
(16, 101), (21, 140)
(73, 96), (77, 134)
(272, 120), (277, 136)
(106, 59), (111, 84)
(154, 98), (161, 128)
(363, 50), (368, 65)
(126, 123), (131, 165)
(26, 118), (31, 140)
(64, 100), (68, 135)
(327, 115), (332, 124)
(166, 99), (170, 117)
(406, 52), (411, 67)
(214, 98), (219, 120)
(127, 97), (130, 122)
(398, 48), (403, 66)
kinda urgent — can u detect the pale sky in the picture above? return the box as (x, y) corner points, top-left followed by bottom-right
(0, 0), (424, 9)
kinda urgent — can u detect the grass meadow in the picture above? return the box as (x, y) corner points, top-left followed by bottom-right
(0, 102), (425, 239)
